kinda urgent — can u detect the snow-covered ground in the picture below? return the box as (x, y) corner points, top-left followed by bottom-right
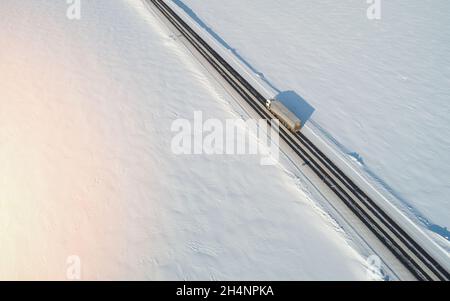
(0, 0), (373, 280)
(178, 0), (450, 247)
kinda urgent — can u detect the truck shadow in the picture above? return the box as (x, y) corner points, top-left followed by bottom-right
(276, 91), (315, 127)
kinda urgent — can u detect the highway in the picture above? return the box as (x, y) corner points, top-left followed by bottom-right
(146, 0), (450, 281)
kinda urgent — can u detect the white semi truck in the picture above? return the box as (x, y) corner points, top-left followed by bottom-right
(266, 99), (302, 133)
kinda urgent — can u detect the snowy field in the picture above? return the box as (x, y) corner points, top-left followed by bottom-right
(0, 0), (373, 280)
(179, 0), (450, 247)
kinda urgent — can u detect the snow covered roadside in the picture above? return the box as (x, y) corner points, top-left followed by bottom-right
(0, 0), (370, 280)
(178, 0), (450, 250)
